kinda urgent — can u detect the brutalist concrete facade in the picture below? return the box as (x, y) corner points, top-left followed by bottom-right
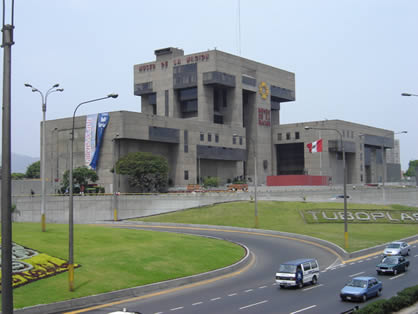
(276, 120), (397, 184)
(44, 47), (295, 192)
(43, 48), (399, 192)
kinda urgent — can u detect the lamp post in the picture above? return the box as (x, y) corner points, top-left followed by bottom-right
(305, 126), (348, 249)
(401, 93), (418, 97)
(24, 83), (64, 232)
(68, 93), (118, 291)
(112, 133), (119, 221)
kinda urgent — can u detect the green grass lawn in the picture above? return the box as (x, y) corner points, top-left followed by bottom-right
(5, 223), (244, 309)
(137, 201), (418, 252)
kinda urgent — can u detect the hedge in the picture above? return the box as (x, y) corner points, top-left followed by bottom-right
(355, 284), (418, 313)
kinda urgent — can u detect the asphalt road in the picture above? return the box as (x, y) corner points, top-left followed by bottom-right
(68, 225), (418, 314)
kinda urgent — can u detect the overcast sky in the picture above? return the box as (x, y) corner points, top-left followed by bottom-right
(1, 0), (418, 171)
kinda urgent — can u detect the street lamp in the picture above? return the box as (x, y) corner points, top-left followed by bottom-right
(305, 126), (348, 249)
(25, 83), (64, 232)
(401, 93), (418, 97)
(68, 93), (118, 291)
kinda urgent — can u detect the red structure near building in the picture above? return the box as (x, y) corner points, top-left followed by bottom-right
(267, 175), (329, 186)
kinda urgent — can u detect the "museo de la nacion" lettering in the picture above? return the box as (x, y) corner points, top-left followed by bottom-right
(305, 210), (418, 222)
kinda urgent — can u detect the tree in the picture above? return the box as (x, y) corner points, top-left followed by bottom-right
(11, 173), (25, 180)
(404, 160), (418, 177)
(25, 160), (40, 178)
(116, 152), (168, 193)
(61, 166), (99, 193)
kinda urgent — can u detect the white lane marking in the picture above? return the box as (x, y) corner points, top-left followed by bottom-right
(373, 256), (379, 259)
(303, 284), (323, 291)
(259, 286), (267, 289)
(272, 283), (278, 285)
(326, 257), (342, 270)
(245, 289), (253, 293)
(414, 254), (418, 258)
(320, 270), (327, 273)
(350, 271), (365, 277)
(211, 297), (221, 301)
(170, 307), (184, 311)
(357, 260), (364, 263)
(366, 258), (371, 261)
(154, 312), (163, 314)
(290, 305), (317, 314)
(228, 293), (238, 296)
(349, 263), (355, 265)
(390, 273), (405, 280)
(239, 300), (268, 310)
(192, 302), (203, 306)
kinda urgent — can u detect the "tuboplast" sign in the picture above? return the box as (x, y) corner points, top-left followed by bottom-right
(302, 209), (418, 224)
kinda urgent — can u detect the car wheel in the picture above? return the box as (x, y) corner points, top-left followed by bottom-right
(407, 250), (410, 256)
(377, 270), (381, 275)
(297, 281), (303, 289)
(393, 269), (398, 275)
(340, 296), (346, 302)
(311, 276), (317, 285)
(405, 265), (408, 272)
(362, 294), (367, 302)
(377, 289), (382, 297)
(279, 284), (285, 289)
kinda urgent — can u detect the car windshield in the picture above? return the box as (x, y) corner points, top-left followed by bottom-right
(382, 257), (398, 264)
(387, 243), (400, 249)
(348, 279), (367, 288)
(279, 264), (297, 273)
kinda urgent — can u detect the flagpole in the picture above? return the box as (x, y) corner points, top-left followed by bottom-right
(319, 131), (322, 176)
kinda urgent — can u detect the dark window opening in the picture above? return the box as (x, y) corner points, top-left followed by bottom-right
(184, 170), (189, 180)
(233, 136), (236, 144)
(184, 145), (188, 153)
(278, 133), (282, 141)
(295, 132), (300, 140)
(276, 143), (305, 175)
(286, 132), (291, 140)
(215, 134), (219, 143)
(200, 133), (204, 141)
(208, 133), (212, 142)
(239, 136), (243, 145)
(177, 87), (198, 118)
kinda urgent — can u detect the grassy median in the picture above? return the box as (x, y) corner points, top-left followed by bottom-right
(137, 201), (418, 252)
(5, 223), (244, 309)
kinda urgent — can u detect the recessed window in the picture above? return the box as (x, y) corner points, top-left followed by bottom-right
(239, 136), (243, 145)
(215, 134), (219, 143)
(200, 133), (204, 141)
(208, 133), (212, 142)
(278, 133), (282, 141)
(295, 132), (300, 140)
(233, 136), (236, 144)
(184, 170), (189, 180)
(184, 145), (188, 153)
(286, 132), (291, 140)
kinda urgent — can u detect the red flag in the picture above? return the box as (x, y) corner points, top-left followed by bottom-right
(307, 139), (323, 153)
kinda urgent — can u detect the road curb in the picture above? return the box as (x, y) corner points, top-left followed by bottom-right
(14, 235), (251, 314)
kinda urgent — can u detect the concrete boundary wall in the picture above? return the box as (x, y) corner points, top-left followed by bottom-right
(10, 186), (418, 224)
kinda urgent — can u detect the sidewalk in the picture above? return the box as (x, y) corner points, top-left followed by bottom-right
(397, 302), (418, 314)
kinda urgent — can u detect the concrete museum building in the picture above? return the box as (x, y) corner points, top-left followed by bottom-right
(43, 47), (400, 193)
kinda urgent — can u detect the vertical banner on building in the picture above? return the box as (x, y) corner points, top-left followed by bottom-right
(90, 112), (110, 170)
(84, 114), (98, 167)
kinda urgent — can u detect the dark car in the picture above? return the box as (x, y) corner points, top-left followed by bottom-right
(376, 255), (409, 275)
(340, 277), (382, 302)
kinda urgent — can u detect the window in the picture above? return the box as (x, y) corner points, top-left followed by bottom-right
(278, 133), (282, 141)
(215, 134), (219, 143)
(233, 136), (236, 144)
(286, 132), (291, 140)
(295, 132), (300, 140)
(184, 145), (188, 153)
(184, 170), (189, 180)
(200, 133), (204, 141)
(239, 136), (243, 145)
(311, 261), (318, 269)
(342, 130), (345, 137)
(208, 133), (212, 142)
(222, 89), (227, 107)
(303, 262), (311, 271)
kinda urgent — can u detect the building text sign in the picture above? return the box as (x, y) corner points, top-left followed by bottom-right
(302, 209), (418, 224)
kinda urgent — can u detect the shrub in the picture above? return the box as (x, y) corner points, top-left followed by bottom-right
(203, 176), (218, 188)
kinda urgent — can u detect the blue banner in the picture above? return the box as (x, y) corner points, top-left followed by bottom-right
(90, 112), (109, 170)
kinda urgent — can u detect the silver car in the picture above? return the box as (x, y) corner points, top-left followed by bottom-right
(383, 241), (410, 256)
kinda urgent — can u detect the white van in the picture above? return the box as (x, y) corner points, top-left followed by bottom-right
(275, 258), (320, 288)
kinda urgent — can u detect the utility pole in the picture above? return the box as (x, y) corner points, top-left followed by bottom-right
(2, 10), (15, 313)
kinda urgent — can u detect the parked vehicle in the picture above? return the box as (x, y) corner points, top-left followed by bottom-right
(376, 255), (409, 275)
(275, 258), (319, 288)
(340, 276), (382, 302)
(383, 241), (410, 256)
